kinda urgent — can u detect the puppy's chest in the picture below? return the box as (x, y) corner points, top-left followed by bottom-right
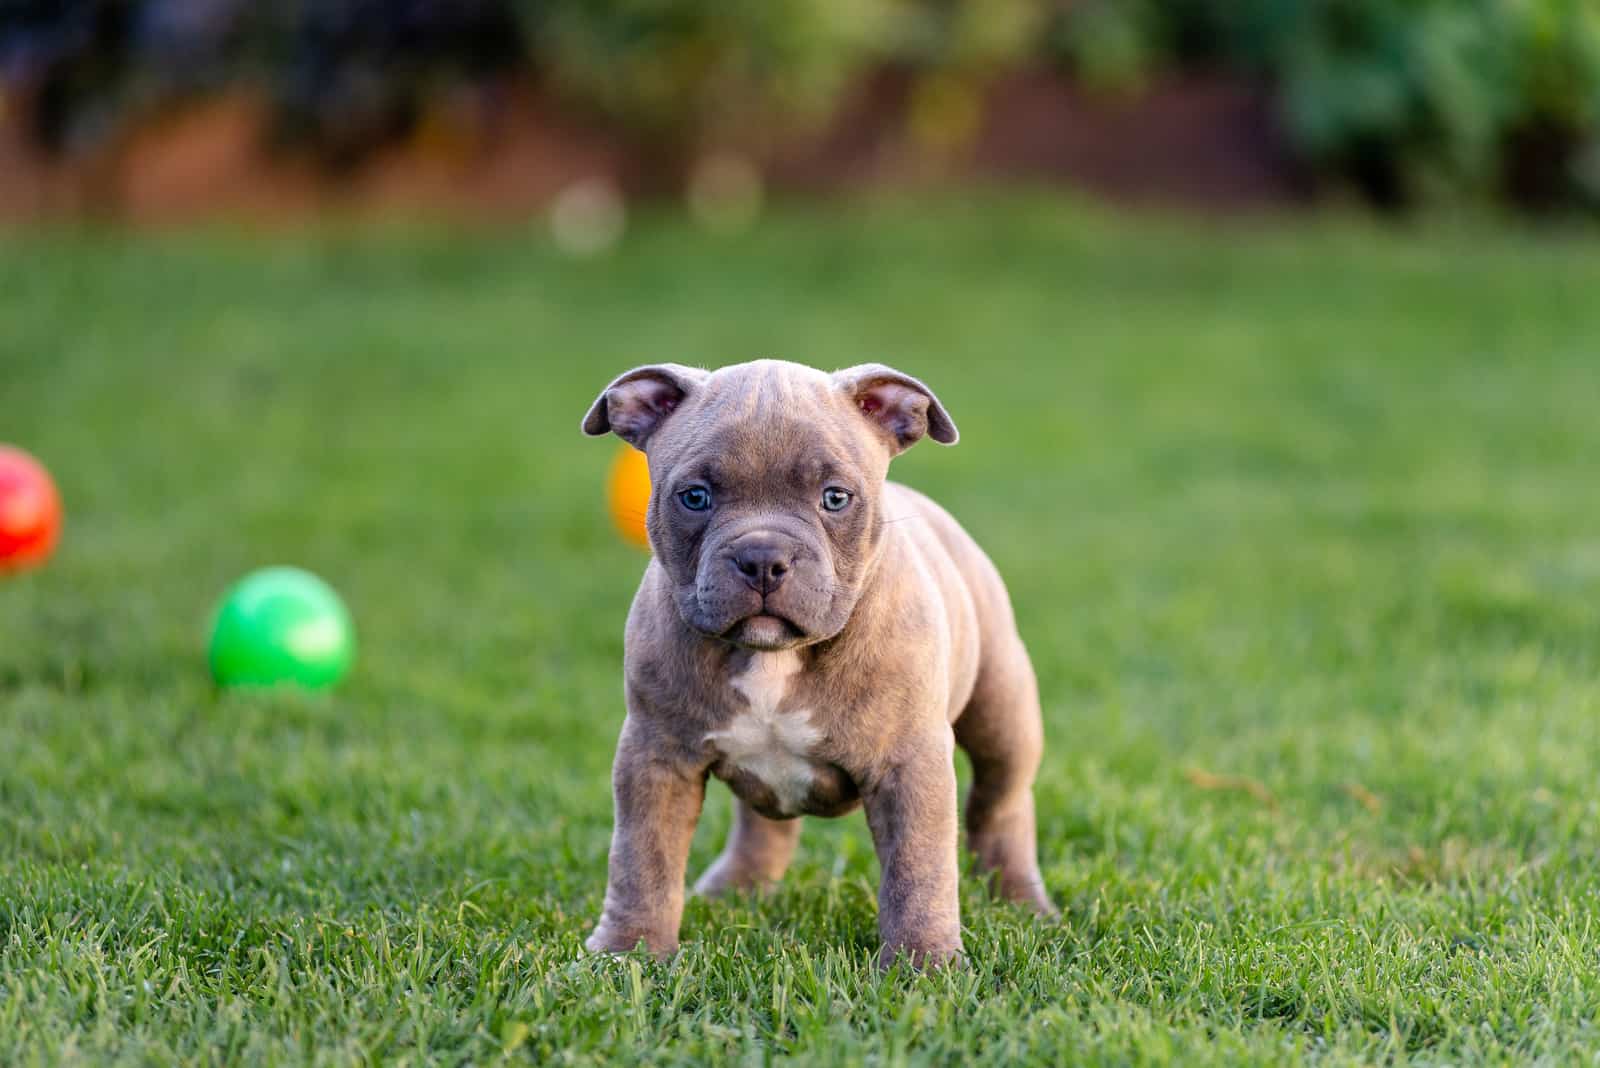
(704, 653), (851, 818)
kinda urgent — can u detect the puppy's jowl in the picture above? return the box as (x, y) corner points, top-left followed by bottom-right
(581, 359), (1054, 967)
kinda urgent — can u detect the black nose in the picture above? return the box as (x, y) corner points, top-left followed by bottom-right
(732, 542), (792, 595)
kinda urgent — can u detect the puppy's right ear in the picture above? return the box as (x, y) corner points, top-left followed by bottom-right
(581, 364), (708, 449)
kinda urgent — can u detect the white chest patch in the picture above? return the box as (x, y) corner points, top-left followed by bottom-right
(705, 651), (820, 813)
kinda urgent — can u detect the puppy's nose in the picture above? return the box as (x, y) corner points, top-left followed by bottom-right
(732, 542), (792, 595)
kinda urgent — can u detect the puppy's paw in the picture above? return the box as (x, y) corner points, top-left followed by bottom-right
(875, 938), (965, 972)
(1026, 896), (1061, 921)
(584, 925), (677, 960)
(969, 843), (1059, 920)
(1000, 875), (1059, 921)
(692, 858), (781, 898)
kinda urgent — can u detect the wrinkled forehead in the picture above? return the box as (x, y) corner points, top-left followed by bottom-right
(651, 361), (885, 485)
(699, 360), (837, 421)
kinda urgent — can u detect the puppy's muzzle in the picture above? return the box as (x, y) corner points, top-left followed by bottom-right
(730, 537), (793, 596)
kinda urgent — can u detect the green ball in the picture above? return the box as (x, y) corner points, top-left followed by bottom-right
(209, 567), (356, 689)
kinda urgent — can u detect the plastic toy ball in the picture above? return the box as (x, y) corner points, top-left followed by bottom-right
(0, 445), (62, 573)
(607, 445), (652, 550)
(209, 567), (356, 690)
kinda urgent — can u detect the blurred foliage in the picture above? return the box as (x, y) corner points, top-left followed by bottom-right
(2, 0), (1598, 210)
(521, 0), (893, 143)
(893, 0), (1049, 72)
(1048, 0), (1600, 210)
(0, 0), (523, 165)
(265, 0), (523, 167)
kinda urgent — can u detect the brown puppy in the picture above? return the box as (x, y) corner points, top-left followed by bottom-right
(581, 359), (1053, 968)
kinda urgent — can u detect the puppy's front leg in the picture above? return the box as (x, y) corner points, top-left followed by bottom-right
(586, 717), (706, 959)
(863, 731), (963, 969)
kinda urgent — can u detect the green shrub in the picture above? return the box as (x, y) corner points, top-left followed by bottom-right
(890, 0), (1047, 72)
(521, 0), (894, 141)
(1267, 0), (1600, 208)
(3, 0), (1598, 209)
(1047, 0), (1163, 92)
(1046, 0), (1600, 210)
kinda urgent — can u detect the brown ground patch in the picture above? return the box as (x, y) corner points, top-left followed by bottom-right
(0, 70), (1305, 227)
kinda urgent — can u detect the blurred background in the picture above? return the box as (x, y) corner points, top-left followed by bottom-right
(3, 0), (1599, 224)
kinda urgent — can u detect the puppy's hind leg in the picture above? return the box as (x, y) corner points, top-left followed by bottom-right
(954, 639), (1057, 917)
(693, 796), (802, 897)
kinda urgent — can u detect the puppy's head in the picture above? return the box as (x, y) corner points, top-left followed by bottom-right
(582, 359), (957, 650)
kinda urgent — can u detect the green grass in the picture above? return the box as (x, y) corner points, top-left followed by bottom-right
(3, 197), (1600, 1065)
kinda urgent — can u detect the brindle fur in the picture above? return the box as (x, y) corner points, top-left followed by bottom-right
(581, 359), (1054, 968)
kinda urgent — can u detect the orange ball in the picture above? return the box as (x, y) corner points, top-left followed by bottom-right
(0, 445), (61, 573)
(606, 445), (652, 550)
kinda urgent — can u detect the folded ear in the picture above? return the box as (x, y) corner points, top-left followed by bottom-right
(833, 364), (959, 454)
(582, 364), (709, 449)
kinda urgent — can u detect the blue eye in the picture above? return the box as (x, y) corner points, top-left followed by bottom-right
(678, 486), (713, 512)
(821, 487), (853, 512)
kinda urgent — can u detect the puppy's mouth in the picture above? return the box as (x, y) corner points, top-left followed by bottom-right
(724, 612), (803, 650)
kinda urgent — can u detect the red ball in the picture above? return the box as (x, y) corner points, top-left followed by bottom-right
(0, 446), (61, 572)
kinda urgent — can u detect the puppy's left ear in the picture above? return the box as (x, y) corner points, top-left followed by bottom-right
(834, 364), (959, 454)
(582, 363), (709, 449)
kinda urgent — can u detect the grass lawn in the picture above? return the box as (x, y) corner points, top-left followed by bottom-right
(3, 197), (1600, 1065)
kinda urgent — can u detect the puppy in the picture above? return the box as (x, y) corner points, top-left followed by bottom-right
(581, 359), (1053, 967)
